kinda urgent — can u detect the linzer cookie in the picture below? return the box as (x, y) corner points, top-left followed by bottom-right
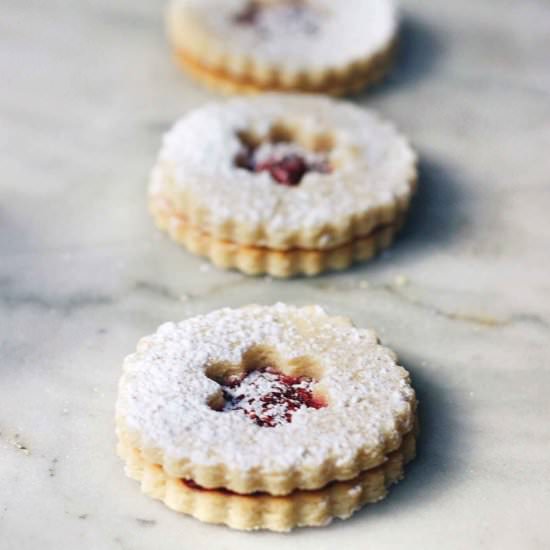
(149, 95), (417, 277)
(166, 0), (399, 96)
(116, 304), (418, 531)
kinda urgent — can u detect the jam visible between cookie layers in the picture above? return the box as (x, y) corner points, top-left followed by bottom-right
(235, 142), (332, 186)
(181, 477), (270, 496)
(220, 366), (326, 427)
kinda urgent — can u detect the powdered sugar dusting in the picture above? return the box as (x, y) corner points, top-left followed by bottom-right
(347, 484), (363, 498)
(117, 304), (416, 475)
(252, 142), (327, 168)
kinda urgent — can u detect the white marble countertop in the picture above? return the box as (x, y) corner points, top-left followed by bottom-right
(2, 1), (550, 548)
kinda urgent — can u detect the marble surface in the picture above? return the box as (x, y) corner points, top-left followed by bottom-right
(2, 1), (550, 548)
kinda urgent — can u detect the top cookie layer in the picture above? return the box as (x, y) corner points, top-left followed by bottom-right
(168, 0), (397, 72)
(116, 304), (416, 495)
(150, 94), (416, 250)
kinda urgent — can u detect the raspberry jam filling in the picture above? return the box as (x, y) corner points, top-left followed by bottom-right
(235, 142), (331, 186)
(181, 477), (268, 496)
(182, 478), (238, 495)
(220, 367), (326, 427)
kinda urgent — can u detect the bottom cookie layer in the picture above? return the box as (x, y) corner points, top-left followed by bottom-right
(173, 44), (396, 97)
(118, 429), (416, 532)
(150, 195), (406, 277)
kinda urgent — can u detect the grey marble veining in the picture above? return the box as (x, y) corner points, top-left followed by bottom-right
(1, 1), (550, 548)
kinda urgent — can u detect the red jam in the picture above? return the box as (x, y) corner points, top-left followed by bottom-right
(235, 145), (331, 186)
(182, 478), (233, 495)
(220, 367), (325, 427)
(181, 478), (263, 496)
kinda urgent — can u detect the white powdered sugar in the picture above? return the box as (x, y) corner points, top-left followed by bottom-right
(117, 304), (415, 474)
(347, 484), (363, 498)
(252, 141), (328, 167)
(171, 0), (397, 70)
(150, 95), (416, 242)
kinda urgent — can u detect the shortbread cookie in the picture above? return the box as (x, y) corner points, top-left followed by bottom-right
(149, 95), (417, 277)
(167, 0), (398, 96)
(116, 304), (417, 497)
(117, 425), (416, 531)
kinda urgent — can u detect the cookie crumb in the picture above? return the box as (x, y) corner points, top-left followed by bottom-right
(393, 274), (409, 287)
(10, 434), (30, 455)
